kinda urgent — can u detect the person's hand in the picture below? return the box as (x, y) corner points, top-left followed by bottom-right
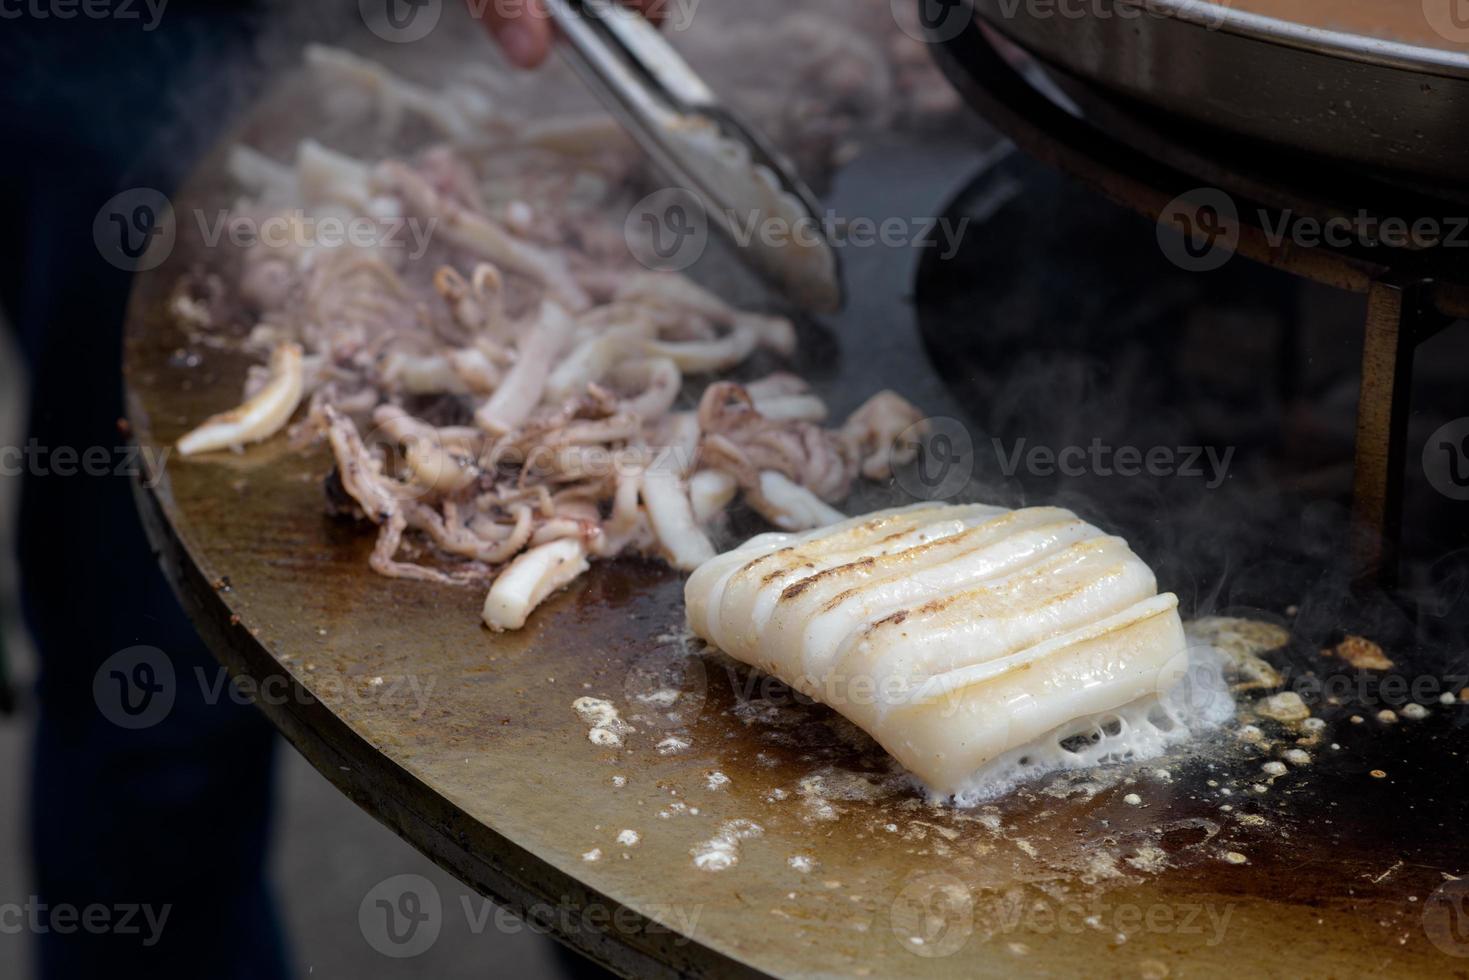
(474, 0), (667, 69)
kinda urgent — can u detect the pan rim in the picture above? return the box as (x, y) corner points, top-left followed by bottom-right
(976, 0), (1469, 80)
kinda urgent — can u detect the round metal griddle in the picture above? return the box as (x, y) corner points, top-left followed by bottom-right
(125, 59), (1469, 979)
(962, 0), (1469, 183)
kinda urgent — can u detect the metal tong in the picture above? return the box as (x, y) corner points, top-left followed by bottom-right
(543, 0), (844, 313)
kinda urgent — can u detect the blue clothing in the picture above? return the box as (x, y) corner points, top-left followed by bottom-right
(1, 7), (288, 978)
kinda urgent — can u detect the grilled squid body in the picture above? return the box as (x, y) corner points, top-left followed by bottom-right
(684, 503), (1191, 799)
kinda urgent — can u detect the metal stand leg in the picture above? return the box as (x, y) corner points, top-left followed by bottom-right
(1350, 279), (1424, 588)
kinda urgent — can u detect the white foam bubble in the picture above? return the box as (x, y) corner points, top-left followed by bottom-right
(691, 819), (763, 872)
(656, 734), (692, 755)
(572, 697), (633, 747)
(936, 644), (1234, 807)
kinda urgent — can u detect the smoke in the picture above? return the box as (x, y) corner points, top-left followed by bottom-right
(134, 0), (1468, 675)
(903, 152), (1469, 667)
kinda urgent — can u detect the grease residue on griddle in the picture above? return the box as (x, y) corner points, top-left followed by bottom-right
(572, 697), (633, 747)
(574, 608), (1466, 957)
(692, 819), (764, 872)
(657, 735), (692, 755)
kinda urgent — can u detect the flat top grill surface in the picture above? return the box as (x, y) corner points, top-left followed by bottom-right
(126, 172), (1469, 980)
(124, 28), (1469, 975)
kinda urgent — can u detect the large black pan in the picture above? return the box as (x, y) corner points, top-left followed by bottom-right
(940, 0), (1469, 183)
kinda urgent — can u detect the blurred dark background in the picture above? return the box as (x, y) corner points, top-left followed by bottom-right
(0, 4), (585, 978)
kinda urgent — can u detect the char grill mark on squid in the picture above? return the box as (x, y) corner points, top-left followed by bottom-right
(685, 503), (1188, 798)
